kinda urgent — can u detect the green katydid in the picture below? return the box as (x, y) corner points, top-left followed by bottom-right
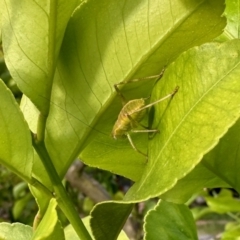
(111, 69), (179, 158)
(37, 69), (178, 158)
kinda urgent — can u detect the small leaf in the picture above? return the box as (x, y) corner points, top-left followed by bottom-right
(144, 200), (198, 240)
(31, 198), (64, 240)
(222, 222), (240, 240)
(0, 222), (32, 240)
(160, 162), (229, 204)
(28, 184), (52, 226)
(90, 201), (133, 240)
(0, 79), (33, 181)
(12, 193), (33, 220)
(205, 189), (240, 214)
(202, 118), (240, 193)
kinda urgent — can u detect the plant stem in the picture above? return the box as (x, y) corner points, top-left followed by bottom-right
(29, 177), (53, 196)
(32, 134), (92, 240)
(36, 113), (48, 142)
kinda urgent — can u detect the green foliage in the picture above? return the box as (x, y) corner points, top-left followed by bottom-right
(205, 189), (240, 214)
(90, 201), (133, 240)
(222, 222), (240, 240)
(0, 222), (32, 240)
(192, 189), (240, 239)
(64, 217), (129, 240)
(31, 199), (64, 240)
(144, 200), (198, 240)
(0, 0), (240, 239)
(0, 79), (33, 181)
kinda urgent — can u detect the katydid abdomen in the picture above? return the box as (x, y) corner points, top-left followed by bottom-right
(111, 98), (147, 139)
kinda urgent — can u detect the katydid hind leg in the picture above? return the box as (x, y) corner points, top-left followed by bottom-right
(115, 68), (165, 88)
(126, 133), (148, 158)
(114, 83), (128, 106)
(127, 114), (149, 130)
(131, 86), (179, 114)
(131, 129), (159, 133)
(114, 68), (166, 106)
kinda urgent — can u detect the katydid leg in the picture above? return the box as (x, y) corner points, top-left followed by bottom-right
(126, 133), (147, 158)
(114, 68), (166, 106)
(131, 86), (179, 114)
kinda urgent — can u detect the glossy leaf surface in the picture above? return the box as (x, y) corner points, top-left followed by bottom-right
(125, 40), (240, 201)
(0, 223), (32, 240)
(42, 0), (225, 182)
(2, 0), (80, 113)
(144, 200), (197, 240)
(0, 79), (33, 181)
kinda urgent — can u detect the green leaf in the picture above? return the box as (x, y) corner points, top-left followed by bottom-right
(90, 201), (133, 240)
(29, 184), (52, 227)
(64, 217), (93, 240)
(144, 200), (198, 240)
(202, 118), (240, 193)
(1, 0), (81, 114)
(64, 224), (82, 240)
(125, 40), (240, 201)
(31, 198), (65, 240)
(162, 87), (240, 204)
(160, 162), (229, 204)
(65, 217), (95, 240)
(222, 222), (240, 240)
(13, 181), (28, 199)
(0, 222), (32, 240)
(12, 193), (33, 220)
(205, 189), (240, 214)
(0, 79), (33, 181)
(38, 0), (226, 181)
(20, 95), (39, 134)
(64, 216), (129, 240)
